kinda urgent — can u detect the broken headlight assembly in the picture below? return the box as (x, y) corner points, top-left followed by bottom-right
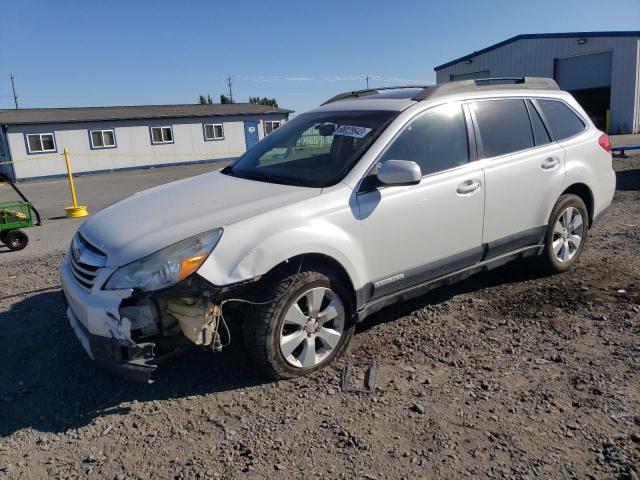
(104, 228), (223, 292)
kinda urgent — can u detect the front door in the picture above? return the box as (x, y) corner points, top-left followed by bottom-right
(357, 103), (485, 300)
(244, 120), (260, 151)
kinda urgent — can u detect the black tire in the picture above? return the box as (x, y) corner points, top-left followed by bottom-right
(540, 194), (588, 273)
(243, 269), (355, 380)
(5, 229), (29, 251)
(0, 230), (8, 245)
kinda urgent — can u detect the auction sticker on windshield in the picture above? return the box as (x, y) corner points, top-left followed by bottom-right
(334, 125), (372, 138)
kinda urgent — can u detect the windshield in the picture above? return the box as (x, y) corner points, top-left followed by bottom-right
(224, 110), (397, 187)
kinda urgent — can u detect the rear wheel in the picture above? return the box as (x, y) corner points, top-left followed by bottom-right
(540, 194), (588, 273)
(5, 229), (29, 251)
(243, 269), (355, 379)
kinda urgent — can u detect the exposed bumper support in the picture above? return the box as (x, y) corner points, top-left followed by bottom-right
(68, 307), (157, 383)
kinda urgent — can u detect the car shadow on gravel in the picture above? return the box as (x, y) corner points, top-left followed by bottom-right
(356, 261), (548, 333)
(0, 291), (267, 437)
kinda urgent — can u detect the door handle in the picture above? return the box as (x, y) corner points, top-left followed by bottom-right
(541, 156), (559, 170)
(456, 179), (481, 195)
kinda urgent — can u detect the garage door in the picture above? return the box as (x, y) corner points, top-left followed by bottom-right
(554, 51), (613, 131)
(554, 51), (612, 91)
(450, 70), (490, 82)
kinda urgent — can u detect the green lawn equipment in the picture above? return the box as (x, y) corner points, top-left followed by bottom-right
(0, 174), (42, 251)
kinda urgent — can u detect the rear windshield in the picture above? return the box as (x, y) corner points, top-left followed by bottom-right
(224, 110), (397, 188)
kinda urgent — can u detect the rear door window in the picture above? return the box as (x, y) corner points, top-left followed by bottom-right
(472, 99), (534, 158)
(526, 100), (552, 146)
(537, 99), (586, 141)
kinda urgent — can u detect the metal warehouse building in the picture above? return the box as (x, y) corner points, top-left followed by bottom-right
(435, 31), (640, 134)
(0, 103), (291, 181)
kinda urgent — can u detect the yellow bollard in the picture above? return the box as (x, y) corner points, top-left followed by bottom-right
(63, 148), (89, 218)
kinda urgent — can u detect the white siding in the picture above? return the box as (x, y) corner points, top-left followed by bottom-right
(7, 114), (287, 179)
(436, 36), (640, 133)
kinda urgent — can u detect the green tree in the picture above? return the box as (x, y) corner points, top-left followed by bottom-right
(220, 94), (234, 104)
(249, 96), (278, 108)
(198, 95), (207, 104)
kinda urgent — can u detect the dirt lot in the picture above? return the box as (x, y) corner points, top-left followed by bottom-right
(1, 157), (639, 479)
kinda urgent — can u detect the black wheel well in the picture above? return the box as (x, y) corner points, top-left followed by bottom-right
(561, 183), (594, 226)
(262, 253), (356, 309)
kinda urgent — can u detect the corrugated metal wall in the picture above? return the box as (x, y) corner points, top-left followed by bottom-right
(436, 36), (639, 133)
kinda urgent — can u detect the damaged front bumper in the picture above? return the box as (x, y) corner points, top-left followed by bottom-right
(61, 258), (158, 382)
(68, 307), (157, 382)
(61, 255), (255, 383)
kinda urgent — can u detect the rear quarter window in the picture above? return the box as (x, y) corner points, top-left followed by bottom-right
(537, 99), (586, 141)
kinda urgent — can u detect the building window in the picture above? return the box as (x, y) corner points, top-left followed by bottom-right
(264, 120), (281, 135)
(26, 133), (56, 154)
(203, 123), (224, 141)
(150, 126), (173, 144)
(90, 129), (116, 149)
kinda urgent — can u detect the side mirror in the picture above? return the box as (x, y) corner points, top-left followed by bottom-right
(376, 160), (422, 186)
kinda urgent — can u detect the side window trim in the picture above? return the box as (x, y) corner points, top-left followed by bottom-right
(525, 99), (553, 146)
(357, 101), (473, 193)
(462, 103), (479, 162)
(529, 98), (556, 142)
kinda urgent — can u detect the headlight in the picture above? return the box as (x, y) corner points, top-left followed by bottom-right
(104, 228), (222, 291)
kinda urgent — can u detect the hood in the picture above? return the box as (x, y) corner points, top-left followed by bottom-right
(80, 170), (320, 267)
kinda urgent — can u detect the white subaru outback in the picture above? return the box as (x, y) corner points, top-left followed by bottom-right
(61, 78), (615, 382)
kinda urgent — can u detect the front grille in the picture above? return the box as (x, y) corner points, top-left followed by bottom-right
(68, 234), (107, 291)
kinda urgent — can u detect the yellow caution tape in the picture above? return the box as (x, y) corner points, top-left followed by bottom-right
(0, 150), (242, 166)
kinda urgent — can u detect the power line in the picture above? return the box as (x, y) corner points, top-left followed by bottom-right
(235, 74), (433, 84)
(10, 73), (19, 109)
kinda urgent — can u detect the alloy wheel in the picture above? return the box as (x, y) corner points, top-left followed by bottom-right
(552, 206), (584, 262)
(279, 286), (346, 368)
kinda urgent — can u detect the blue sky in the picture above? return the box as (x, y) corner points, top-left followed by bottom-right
(1, 0), (639, 113)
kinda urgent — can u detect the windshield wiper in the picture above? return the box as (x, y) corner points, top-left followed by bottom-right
(223, 168), (306, 187)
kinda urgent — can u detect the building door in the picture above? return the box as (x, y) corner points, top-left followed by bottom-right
(244, 121), (260, 151)
(0, 131), (14, 181)
(554, 51), (613, 131)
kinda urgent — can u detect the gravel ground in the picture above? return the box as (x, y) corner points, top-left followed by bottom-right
(0, 157), (638, 479)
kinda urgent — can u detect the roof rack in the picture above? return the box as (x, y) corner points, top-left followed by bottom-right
(321, 85), (431, 105)
(412, 77), (560, 101)
(321, 77), (560, 106)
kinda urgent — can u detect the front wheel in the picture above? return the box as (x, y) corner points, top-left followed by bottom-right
(540, 194), (588, 273)
(243, 269), (355, 380)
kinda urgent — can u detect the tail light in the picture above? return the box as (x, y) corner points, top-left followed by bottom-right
(598, 133), (611, 153)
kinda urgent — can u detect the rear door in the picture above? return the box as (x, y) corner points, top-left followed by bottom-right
(471, 98), (566, 258)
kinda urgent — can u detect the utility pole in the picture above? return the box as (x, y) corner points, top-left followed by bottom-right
(365, 75), (369, 89)
(226, 75), (233, 103)
(10, 73), (19, 109)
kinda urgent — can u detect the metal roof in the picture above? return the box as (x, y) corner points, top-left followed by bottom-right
(0, 103), (293, 126)
(434, 31), (640, 71)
